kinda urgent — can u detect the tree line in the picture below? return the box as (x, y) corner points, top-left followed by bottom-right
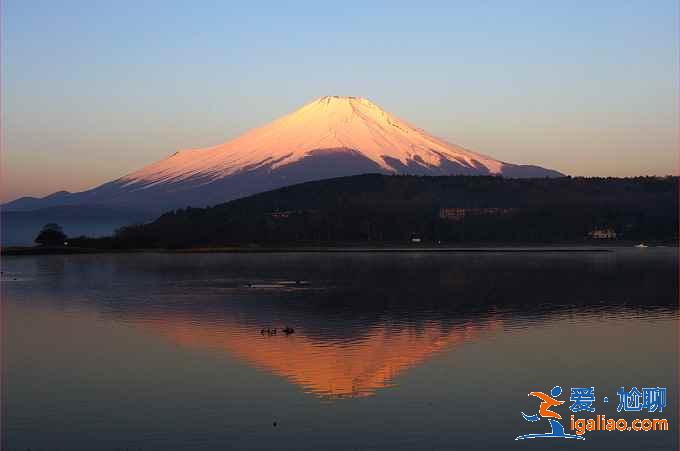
(64, 174), (677, 248)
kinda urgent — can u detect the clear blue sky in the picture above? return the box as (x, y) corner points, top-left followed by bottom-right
(2, 0), (677, 201)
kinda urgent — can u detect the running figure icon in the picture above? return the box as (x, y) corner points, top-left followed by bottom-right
(515, 386), (585, 440)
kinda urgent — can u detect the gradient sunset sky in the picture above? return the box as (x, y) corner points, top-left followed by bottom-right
(2, 1), (677, 202)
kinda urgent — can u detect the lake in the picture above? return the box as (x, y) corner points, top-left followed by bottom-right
(2, 249), (677, 450)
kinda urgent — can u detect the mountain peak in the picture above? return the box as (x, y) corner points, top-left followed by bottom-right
(3, 96), (563, 214)
(317, 95), (367, 101)
(118, 96), (561, 189)
(312, 96), (380, 110)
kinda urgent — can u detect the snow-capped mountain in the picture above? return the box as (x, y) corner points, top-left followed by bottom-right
(4, 96), (563, 213)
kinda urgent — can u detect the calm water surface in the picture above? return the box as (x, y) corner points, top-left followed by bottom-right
(2, 249), (677, 450)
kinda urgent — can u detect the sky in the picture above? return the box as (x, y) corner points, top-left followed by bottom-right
(2, 0), (678, 202)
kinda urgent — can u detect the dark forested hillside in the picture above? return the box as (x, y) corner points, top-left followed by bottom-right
(74, 174), (677, 248)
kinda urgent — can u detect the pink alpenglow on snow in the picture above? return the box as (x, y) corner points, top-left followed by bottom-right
(4, 96), (563, 213)
(122, 96), (507, 186)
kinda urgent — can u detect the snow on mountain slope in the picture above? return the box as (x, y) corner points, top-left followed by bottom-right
(120, 96), (510, 189)
(4, 96), (563, 213)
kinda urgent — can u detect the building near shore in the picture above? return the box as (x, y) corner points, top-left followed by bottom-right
(439, 207), (517, 222)
(588, 228), (618, 239)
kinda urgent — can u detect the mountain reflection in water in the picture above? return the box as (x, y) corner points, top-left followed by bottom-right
(134, 311), (503, 398)
(70, 248), (674, 400)
(3, 249), (677, 451)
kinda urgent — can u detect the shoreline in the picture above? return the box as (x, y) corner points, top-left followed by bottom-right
(2, 242), (673, 256)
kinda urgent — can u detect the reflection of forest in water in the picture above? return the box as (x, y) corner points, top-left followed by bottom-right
(42, 248), (669, 399)
(3, 249), (677, 451)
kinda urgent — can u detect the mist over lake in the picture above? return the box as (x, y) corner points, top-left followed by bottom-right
(3, 248), (676, 450)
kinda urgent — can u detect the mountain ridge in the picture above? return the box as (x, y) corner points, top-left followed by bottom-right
(70, 174), (677, 248)
(4, 96), (563, 213)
